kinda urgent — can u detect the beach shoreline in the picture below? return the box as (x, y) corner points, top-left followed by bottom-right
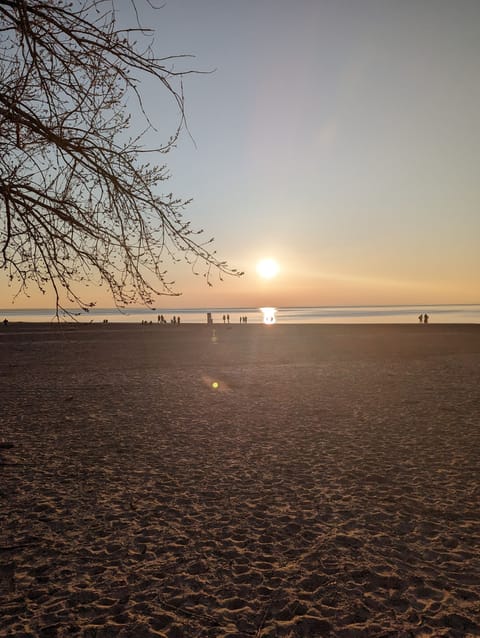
(2, 303), (480, 325)
(1, 324), (479, 636)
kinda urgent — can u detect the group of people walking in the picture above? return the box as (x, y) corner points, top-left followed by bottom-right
(418, 313), (429, 324)
(157, 314), (180, 325)
(208, 313), (248, 324)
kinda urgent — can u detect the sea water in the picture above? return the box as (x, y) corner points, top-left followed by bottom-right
(1, 305), (479, 324)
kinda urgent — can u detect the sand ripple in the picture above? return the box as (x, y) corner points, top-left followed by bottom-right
(1, 325), (480, 636)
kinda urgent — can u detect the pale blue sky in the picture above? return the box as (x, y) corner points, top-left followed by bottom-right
(140, 0), (480, 307)
(3, 0), (480, 308)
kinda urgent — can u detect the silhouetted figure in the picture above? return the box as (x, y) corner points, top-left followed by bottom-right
(222, 314), (226, 324)
(227, 314), (230, 324)
(424, 313), (429, 324)
(177, 316), (181, 325)
(3, 318), (8, 326)
(418, 314), (423, 323)
(207, 312), (213, 325)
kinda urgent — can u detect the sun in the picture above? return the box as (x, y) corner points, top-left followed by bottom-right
(256, 258), (280, 279)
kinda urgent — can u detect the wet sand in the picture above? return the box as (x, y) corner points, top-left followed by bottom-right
(1, 323), (480, 637)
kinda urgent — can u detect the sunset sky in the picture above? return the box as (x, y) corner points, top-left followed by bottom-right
(2, 0), (480, 309)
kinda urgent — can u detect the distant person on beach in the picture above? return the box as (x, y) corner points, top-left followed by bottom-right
(227, 314), (230, 324)
(3, 318), (8, 326)
(424, 313), (429, 324)
(418, 313), (423, 323)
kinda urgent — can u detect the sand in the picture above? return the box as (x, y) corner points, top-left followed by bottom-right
(1, 322), (479, 637)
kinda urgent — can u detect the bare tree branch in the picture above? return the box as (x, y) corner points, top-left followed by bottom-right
(0, 0), (242, 317)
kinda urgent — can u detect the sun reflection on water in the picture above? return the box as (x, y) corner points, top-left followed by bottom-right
(260, 307), (276, 324)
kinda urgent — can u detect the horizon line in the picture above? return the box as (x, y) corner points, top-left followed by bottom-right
(2, 302), (480, 313)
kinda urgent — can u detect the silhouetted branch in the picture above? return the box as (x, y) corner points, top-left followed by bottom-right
(0, 0), (242, 316)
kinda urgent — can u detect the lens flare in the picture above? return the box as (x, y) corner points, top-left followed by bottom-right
(202, 375), (231, 393)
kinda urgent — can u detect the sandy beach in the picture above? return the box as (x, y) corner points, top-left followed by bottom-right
(1, 322), (479, 637)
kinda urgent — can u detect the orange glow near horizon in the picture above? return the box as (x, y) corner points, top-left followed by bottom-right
(1, 261), (479, 310)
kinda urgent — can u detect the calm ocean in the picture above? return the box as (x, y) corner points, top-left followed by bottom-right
(1, 305), (479, 324)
